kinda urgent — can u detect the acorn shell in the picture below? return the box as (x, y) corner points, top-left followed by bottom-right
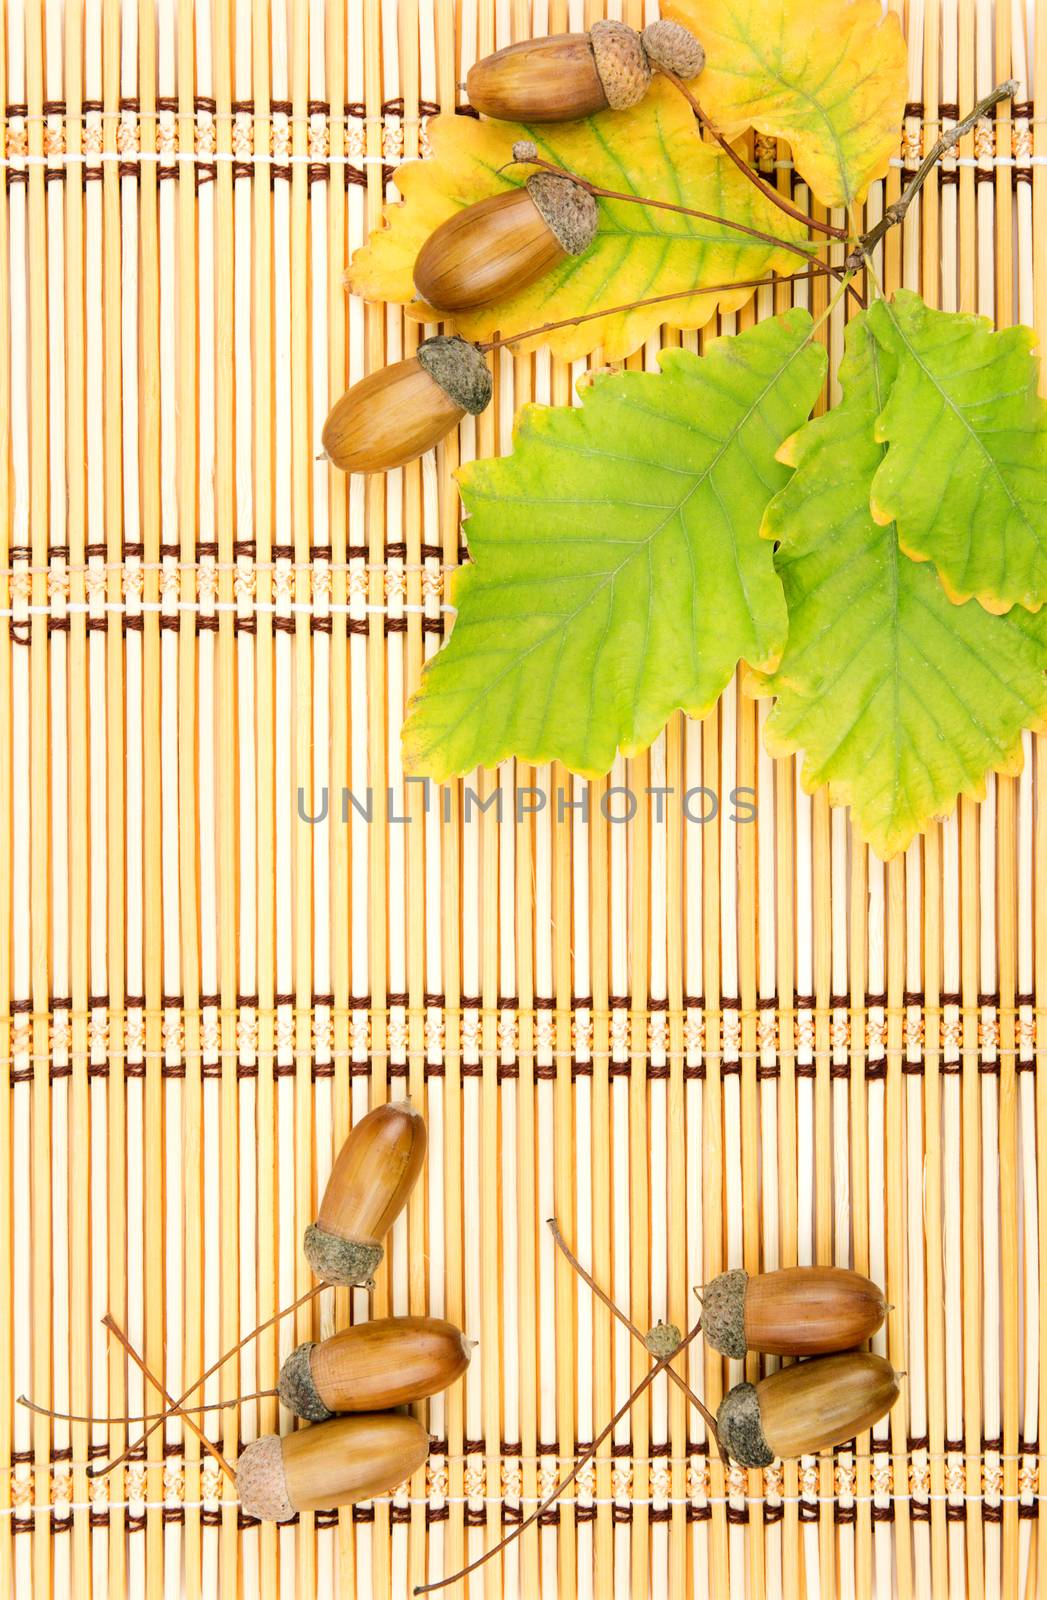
(467, 33), (609, 123)
(321, 336), (490, 476)
(413, 179), (596, 313)
(321, 355), (468, 476)
(701, 1266), (888, 1359)
(304, 1101), (427, 1286)
(717, 1353), (901, 1467)
(278, 1316), (473, 1422)
(237, 1414), (430, 1521)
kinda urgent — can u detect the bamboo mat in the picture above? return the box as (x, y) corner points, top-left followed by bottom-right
(1, 0), (1045, 1596)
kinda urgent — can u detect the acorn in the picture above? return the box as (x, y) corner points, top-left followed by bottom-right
(413, 174), (598, 312)
(465, 20), (704, 123)
(321, 336), (492, 475)
(236, 1413), (430, 1522)
(304, 1101), (427, 1287)
(700, 1267), (888, 1359)
(716, 1352), (901, 1467)
(279, 1316), (473, 1422)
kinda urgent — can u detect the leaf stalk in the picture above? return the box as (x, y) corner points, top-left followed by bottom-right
(656, 68), (849, 240)
(478, 263), (848, 353)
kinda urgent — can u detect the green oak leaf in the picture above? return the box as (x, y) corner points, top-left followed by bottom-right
(867, 288), (1047, 614)
(754, 312), (1047, 858)
(402, 309), (827, 781)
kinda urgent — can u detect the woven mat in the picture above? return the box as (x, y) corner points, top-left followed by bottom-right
(1, 1), (1044, 1596)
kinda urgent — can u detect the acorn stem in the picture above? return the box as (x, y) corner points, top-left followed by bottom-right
(101, 1315), (237, 1485)
(547, 1217), (725, 1456)
(413, 1311), (705, 1595)
(509, 152), (837, 266)
(89, 1280), (327, 1478)
(478, 263), (849, 353)
(657, 68), (849, 240)
(18, 1390), (279, 1426)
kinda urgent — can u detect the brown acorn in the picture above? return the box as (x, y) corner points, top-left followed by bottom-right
(700, 1267), (888, 1359)
(413, 174), (598, 312)
(321, 336), (492, 475)
(466, 20), (704, 123)
(716, 1352), (901, 1467)
(304, 1101), (427, 1287)
(236, 1413), (429, 1522)
(278, 1316), (473, 1422)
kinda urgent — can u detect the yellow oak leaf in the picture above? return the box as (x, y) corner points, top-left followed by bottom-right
(667, 0), (908, 210)
(347, 77), (812, 363)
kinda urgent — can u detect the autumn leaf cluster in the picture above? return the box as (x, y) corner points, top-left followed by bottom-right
(346, 0), (1047, 857)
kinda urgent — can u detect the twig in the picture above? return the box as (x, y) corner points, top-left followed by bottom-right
(89, 1280), (326, 1478)
(18, 1390), (278, 1426)
(101, 1315), (237, 1485)
(656, 69), (848, 239)
(516, 152), (830, 267)
(547, 1217), (726, 1460)
(413, 1312), (706, 1595)
(848, 79), (1019, 268)
(478, 264), (846, 353)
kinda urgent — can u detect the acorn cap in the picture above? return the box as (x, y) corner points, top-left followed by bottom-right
(303, 1222), (384, 1289)
(236, 1434), (295, 1522)
(716, 1382), (774, 1469)
(589, 19), (651, 110)
(525, 173), (598, 257)
(644, 1321), (682, 1359)
(279, 1341), (334, 1423)
(416, 336), (493, 417)
(640, 20), (705, 80)
(699, 1268), (749, 1360)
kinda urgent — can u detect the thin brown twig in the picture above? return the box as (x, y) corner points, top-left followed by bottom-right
(89, 1280), (326, 1478)
(547, 1217), (726, 1460)
(478, 264), (856, 354)
(101, 1315), (237, 1485)
(18, 1390), (279, 1426)
(413, 1312), (706, 1595)
(522, 154), (829, 265)
(849, 78), (1018, 267)
(656, 69), (848, 239)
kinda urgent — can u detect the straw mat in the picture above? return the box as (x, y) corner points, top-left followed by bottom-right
(1, 1), (1044, 1597)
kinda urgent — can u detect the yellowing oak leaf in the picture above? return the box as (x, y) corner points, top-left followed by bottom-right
(867, 289), (1047, 614)
(348, 78), (812, 363)
(755, 314), (1047, 858)
(667, 0), (907, 209)
(402, 310), (826, 781)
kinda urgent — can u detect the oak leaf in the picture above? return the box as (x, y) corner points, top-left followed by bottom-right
(867, 289), (1047, 614)
(402, 310), (826, 780)
(755, 314), (1047, 857)
(667, 0), (907, 210)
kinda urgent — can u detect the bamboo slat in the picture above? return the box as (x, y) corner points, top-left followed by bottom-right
(1, 1), (1044, 1597)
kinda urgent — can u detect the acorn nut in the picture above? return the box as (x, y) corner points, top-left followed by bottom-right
(236, 1413), (430, 1522)
(466, 20), (703, 124)
(279, 1316), (473, 1423)
(321, 338), (492, 475)
(716, 1352), (901, 1467)
(303, 1100), (427, 1286)
(700, 1266), (889, 1359)
(413, 175), (598, 312)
